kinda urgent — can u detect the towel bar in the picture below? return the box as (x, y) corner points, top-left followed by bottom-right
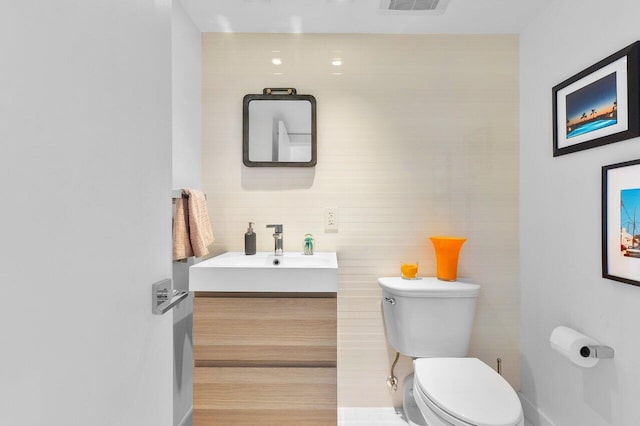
(152, 279), (189, 315)
(171, 189), (206, 200)
(172, 189), (187, 199)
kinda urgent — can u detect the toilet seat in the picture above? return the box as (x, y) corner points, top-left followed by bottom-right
(413, 358), (523, 426)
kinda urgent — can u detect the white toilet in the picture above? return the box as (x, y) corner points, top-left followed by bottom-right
(378, 277), (524, 426)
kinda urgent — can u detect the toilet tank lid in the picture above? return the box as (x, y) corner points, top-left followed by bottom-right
(378, 277), (479, 298)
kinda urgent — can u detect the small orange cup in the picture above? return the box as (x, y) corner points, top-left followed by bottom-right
(400, 262), (419, 279)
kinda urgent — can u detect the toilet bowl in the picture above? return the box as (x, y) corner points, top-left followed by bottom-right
(378, 277), (523, 426)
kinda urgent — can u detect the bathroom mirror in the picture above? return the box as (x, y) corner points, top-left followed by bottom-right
(243, 88), (317, 167)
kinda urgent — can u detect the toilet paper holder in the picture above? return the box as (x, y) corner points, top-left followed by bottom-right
(580, 345), (615, 359)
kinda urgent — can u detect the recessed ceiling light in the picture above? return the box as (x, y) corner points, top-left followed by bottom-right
(290, 16), (303, 33)
(332, 59), (343, 66)
(215, 15), (232, 33)
(272, 58), (282, 65)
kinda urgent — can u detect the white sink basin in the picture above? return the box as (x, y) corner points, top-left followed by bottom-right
(189, 251), (338, 293)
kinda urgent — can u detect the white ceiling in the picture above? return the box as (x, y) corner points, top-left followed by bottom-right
(179, 0), (553, 34)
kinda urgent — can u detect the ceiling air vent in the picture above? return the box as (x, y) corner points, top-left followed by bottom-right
(379, 0), (451, 14)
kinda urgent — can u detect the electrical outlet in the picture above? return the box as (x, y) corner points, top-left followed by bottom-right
(324, 207), (339, 232)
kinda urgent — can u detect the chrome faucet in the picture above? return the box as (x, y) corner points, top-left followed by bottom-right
(266, 224), (283, 255)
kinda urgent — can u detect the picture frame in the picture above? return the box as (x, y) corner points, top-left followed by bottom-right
(602, 159), (640, 286)
(553, 41), (640, 157)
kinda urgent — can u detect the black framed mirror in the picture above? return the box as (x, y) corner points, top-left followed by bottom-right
(243, 88), (317, 167)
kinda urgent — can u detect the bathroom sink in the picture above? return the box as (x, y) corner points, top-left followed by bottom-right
(189, 251), (338, 293)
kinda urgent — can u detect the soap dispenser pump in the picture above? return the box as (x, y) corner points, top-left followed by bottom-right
(245, 222), (256, 255)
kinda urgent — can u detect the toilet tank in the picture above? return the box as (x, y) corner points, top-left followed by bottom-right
(378, 277), (480, 358)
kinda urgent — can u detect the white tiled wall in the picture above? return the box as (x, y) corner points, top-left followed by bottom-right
(202, 33), (519, 407)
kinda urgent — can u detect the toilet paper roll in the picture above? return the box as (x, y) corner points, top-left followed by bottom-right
(549, 326), (599, 368)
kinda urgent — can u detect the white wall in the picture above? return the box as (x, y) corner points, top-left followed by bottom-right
(201, 33), (520, 407)
(173, 0), (202, 190)
(0, 1), (173, 425)
(172, 2), (201, 425)
(520, 1), (640, 424)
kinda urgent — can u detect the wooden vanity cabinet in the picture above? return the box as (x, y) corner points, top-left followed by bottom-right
(193, 292), (337, 426)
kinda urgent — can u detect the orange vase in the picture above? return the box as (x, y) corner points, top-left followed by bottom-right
(430, 236), (466, 281)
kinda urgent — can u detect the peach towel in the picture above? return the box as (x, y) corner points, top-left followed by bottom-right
(172, 189), (214, 260)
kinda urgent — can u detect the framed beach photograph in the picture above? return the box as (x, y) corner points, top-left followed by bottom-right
(553, 41), (640, 156)
(602, 159), (640, 286)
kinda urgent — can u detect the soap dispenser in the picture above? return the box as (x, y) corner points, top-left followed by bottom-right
(245, 222), (256, 255)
